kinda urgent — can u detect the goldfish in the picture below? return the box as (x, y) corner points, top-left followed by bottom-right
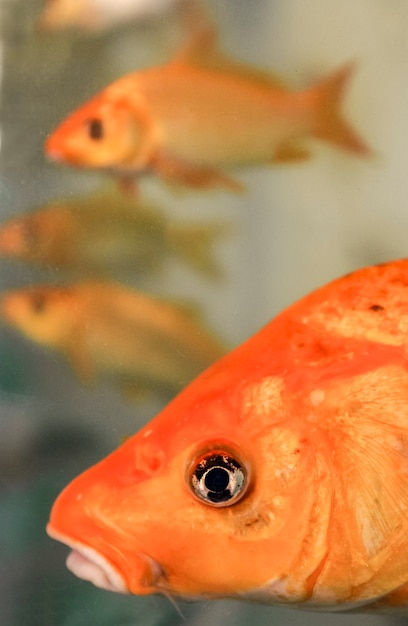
(46, 259), (408, 613)
(0, 188), (225, 279)
(45, 41), (370, 191)
(39, 0), (180, 32)
(0, 281), (226, 398)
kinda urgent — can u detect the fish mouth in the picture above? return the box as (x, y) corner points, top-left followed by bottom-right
(45, 146), (65, 163)
(46, 524), (129, 594)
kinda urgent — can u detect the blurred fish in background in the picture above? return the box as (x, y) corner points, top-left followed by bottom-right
(0, 281), (226, 399)
(45, 45), (370, 191)
(0, 186), (227, 279)
(38, 0), (183, 32)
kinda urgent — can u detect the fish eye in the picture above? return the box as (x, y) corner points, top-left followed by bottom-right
(30, 292), (47, 314)
(86, 118), (104, 140)
(188, 448), (249, 507)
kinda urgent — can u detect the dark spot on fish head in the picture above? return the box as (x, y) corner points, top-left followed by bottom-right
(86, 118), (104, 141)
(30, 292), (47, 314)
(369, 304), (384, 312)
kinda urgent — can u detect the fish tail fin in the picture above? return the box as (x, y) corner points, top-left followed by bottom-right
(314, 62), (371, 156)
(167, 221), (229, 280)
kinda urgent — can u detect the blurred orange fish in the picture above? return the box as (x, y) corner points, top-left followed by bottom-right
(0, 281), (226, 399)
(39, 0), (180, 32)
(0, 187), (226, 279)
(47, 259), (408, 613)
(45, 45), (370, 191)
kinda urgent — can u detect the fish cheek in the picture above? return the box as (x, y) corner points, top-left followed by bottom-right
(126, 438), (310, 596)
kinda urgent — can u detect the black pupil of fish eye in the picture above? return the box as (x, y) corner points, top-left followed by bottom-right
(191, 452), (247, 506)
(87, 118), (104, 140)
(204, 467), (230, 493)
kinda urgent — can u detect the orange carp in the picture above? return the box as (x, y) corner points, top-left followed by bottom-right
(39, 0), (180, 31)
(47, 259), (408, 613)
(0, 281), (226, 398)
(0, 188), (225, 279)
(45, 47), (370, 191)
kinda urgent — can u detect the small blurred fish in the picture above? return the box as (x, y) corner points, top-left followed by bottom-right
(47, 259), (408, 613)
(0, 188), (225, 279)
(0, 281), (226, 399)
(45, 35), (370, 191)
(39, 0), (181, 32)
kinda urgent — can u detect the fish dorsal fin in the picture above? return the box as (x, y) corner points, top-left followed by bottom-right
(172, 0), (218, 62)
(172, 20), (218, 65)
(172, 12), (287, 91)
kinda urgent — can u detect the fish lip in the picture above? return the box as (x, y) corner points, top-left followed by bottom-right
(46, 524), (129, 594)
(45, 146), (64, 162)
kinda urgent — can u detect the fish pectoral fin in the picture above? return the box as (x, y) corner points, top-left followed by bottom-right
(154, 154), (244, 193)
(116, 174), (140, 197)
(271, 140), (311, 163)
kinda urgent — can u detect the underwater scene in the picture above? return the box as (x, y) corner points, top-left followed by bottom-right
(1, 0), (408, 624)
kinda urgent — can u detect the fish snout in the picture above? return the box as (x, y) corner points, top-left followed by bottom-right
(0, 223), (25, 257)
(47, 526), (129, 593)
(44, 135), (65, 163)
(46, 456), (169, 596)
(46, 523), (165, 596)
(45, 127), (78, 165)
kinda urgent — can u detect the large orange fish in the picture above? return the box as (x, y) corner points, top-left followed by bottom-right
(47, 259), (408, 612)
(45, 43), (370, 191)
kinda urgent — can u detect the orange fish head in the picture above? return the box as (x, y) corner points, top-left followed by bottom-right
(45, 95), (146, 171)
(47, 359), (327, 602)
(0, 208), (71, 261)
(0, 285), (78, 347)
(0, 218), (32, 258)
(39, 0), (89, 30)
(44, 259), (408, 610)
